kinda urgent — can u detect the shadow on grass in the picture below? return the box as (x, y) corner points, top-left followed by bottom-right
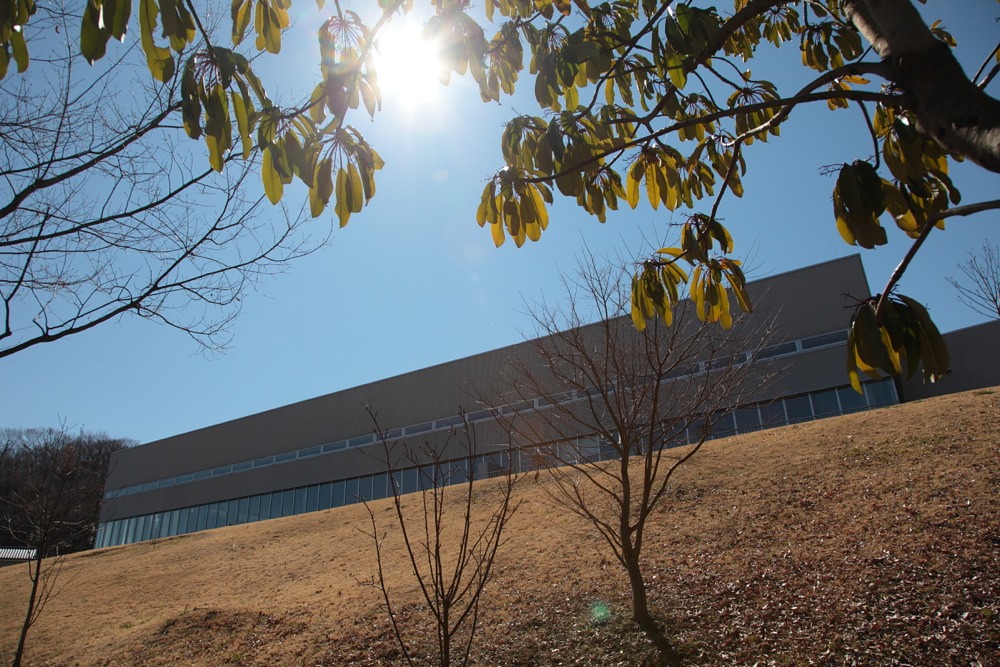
(637, 617), (685, 667)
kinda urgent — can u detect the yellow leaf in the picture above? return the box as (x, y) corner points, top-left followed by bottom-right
(335, 168), (350, 227)
(261, 148), (283, 204)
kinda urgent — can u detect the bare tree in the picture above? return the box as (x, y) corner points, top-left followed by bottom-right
(493, 253), (776, 660)
(0, 2), (318, 358)
(362, 408), (519, 667)
(0, 428), (127, 667)
(947, 242), (1000, 320)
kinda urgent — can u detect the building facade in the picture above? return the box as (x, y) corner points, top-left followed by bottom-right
(96, 255), (912, 549)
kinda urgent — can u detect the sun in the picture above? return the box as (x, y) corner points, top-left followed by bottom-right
(372, 18), (443, 109)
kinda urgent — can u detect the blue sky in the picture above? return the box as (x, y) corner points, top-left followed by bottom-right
(1, 1), (997, 444)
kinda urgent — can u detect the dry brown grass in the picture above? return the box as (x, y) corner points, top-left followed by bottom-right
(1, 388), (997, 666)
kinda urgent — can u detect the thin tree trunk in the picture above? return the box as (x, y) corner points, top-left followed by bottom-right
(626, 558), (653, 629)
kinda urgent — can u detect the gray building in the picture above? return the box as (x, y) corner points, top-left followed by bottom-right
(96, 255), (967, 549)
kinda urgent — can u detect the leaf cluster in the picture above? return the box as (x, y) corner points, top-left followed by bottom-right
(846, 295), (949, 393)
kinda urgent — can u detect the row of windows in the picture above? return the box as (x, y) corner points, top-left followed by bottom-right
(95, 378), (896, 550)
(95, 452), (513, 549)
(104, 329), (851, 501)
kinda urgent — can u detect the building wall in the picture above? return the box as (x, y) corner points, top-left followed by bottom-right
(97, 255), (889, 547)
(899, 319), (1000, 401)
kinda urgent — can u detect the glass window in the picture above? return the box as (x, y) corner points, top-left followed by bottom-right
(712, 413), (737, 437)
(275, 451), (296, 463)
(349, 434), (374, 447)
(293, 487), (307, 514)
(207, 503), (220, 529)
(212, 464), (232, 477)
(866, 379), (898, 407)
(306, 485), (319, 512)
(784, 395), (813, 422)
(133, 516), (145, 542)
(248, 496), (260, 523)
(178, 508), (192, 534)
(330, 480), (345, 508)
(435, 415), (465, 429)
(216, 501), (229, 527)
(343, 478), (359, 504)
(149, 514), (162, 539)
(405, 422), (433, 435)
(466, 409), (492, 422)
(419, 464), (436, 490)
(400, 468), (418, 494)
(838, 385), (867, 412)
(389, 470), (403, 494)
(139, 515), (152, 542)
(687, 417), (709, 443)
(253, 456), (273, 468)
(710, 353), (746, 370)
(167, 510), (180, 537)
(102, 522), (114, 547)
(760, 401), (786, 426)
(318, 483), (333, 510)
(176, 473), (194, 484)
(281, 489), (295, 517)
(356, 475), (373, 501)
(237, 498), (250, 524)
(268, 492), (282, 519)
(194, 469), (211, 481)
(811, 388), (840, 416)
(758, 341), (797, 359)
(384, 428), (403, 439)
(801, 330), (847, 349)
(323, 441), (347, 453)
(666, 363), (700, 379)
(300, 445), (322, 458)
(141, 480), (159, 492)
(124, 518), (136, 544)
(259, 493), (272, 520)
(232, 461), (252, 473)
(444, 460), (468, 486)
(735, 407), (761, 432)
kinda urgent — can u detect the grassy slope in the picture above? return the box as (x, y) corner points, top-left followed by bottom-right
(0, 388), (997, 666)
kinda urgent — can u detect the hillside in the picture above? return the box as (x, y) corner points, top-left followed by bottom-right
(1, 389), (997, 666)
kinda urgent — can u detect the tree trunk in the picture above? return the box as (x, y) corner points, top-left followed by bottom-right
(624, 555), (653, 629)
(844, 0), (1000, 172)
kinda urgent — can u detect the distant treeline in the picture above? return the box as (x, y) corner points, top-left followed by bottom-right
(0, 429), (134, 556)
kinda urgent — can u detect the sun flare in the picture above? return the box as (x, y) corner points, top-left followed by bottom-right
(373, 19), (443, 109)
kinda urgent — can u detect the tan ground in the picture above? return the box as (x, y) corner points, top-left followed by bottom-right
(0, 388), (997, 666)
